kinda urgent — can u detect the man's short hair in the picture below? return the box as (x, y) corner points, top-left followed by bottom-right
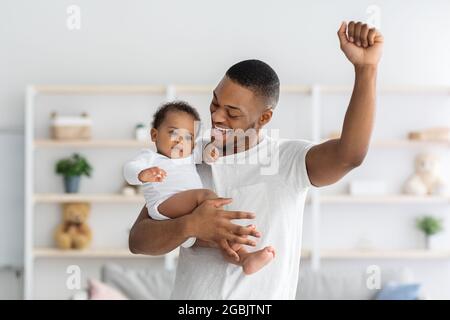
(225, 59), (280, 109)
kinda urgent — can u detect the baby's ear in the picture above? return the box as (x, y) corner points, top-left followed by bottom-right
(150, 128), (157, 142)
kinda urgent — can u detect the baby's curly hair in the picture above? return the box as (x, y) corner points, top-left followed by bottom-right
(152, 101), (201, 129)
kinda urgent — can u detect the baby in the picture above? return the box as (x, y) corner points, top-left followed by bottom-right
(123, 101), (275, 275)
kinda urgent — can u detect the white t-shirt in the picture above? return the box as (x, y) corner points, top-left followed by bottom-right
(171, 135), (315, 299)
(123, 148), (203, 220)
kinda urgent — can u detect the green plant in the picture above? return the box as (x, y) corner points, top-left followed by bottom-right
(416, 216), (444, 236)
(55, 153), (92, 178)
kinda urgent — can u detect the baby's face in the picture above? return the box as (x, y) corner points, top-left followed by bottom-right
(151, 111), (197, 159)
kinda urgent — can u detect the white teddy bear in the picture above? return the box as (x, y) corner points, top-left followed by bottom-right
(403, 153), (448, 196)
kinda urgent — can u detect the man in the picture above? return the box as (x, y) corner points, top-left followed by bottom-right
(129, 21), (383, 299)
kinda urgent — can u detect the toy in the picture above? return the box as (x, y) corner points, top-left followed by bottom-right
(54, 202), (92, 250)
(403, 153), (448, 196)
(121, 182), (142, 196)
(408, 127), (450, 142)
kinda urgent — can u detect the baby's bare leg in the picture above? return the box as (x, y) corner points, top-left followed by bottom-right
(157, 188), (217, 219)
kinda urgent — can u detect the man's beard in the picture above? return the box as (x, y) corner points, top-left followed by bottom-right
(212, 121), (260, 156)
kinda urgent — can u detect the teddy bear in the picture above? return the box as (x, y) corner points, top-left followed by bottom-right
(55, 202), (92, 250)
(403, 153), (448, 196)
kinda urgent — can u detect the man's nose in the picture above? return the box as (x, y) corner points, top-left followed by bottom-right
(211, 108), (227, 123)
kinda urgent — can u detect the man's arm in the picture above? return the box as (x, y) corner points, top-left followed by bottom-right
(306, 21), (384, 187)
(129, 198), (261, 256)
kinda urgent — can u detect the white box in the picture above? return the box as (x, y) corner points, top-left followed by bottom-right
(349, 180), (388, 196)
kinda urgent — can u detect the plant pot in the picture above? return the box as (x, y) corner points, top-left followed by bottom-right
(425, 234), (445, 250)
(64, 176), (81, 193)
(425, 235), (431, 250)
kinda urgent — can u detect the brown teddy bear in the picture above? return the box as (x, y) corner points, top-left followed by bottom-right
(55, 202), (92, 250)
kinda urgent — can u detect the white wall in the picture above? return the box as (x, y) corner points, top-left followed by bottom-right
(1, 0), (450, 299)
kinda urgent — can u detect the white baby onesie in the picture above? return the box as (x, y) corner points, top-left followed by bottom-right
(123, 148), (203, 248)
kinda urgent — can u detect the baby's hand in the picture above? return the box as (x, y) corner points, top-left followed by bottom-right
(203, 143), (219, 164)
(138, 166), (167, 183)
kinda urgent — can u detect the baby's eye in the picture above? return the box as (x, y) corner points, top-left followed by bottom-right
(184, 135), (192, 141)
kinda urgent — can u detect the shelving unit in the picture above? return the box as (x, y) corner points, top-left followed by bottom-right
(25, 84), (450, 299)
(25, 85), (170, 300)
(319, 249), (450, 260)
(320, 195), (450, 204)
(34, 139), (153, 148)
(34, 193), (144, 204)
(33, 248), (164, 259)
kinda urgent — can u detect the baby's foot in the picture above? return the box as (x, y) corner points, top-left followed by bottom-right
(242, 246), (275, 275)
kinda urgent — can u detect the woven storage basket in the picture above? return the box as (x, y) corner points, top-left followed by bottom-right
(51, 113), (92, 140)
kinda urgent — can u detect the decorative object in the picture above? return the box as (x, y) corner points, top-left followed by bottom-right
(403, 153), (448, 196)
(349, 180), (387, 196)
(327, 131), (341, 140)
(408, 127), (450, 142)
(51, 112), (92, 140)
(55, 153), (92, 193)
(135, 123), (149, 141)
(355, 234), (374, 250)
(416, 215), (444, 250)
(375, 283), (421, 300)
(88, 279), (128, 300)
(121, 182), (141, 196)
(54, 202), (92, 250)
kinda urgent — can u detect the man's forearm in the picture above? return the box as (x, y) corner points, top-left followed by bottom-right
(338, 65), (377, 165)
(129, 209), (193, 256)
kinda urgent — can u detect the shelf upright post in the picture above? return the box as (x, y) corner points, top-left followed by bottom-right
(310, 85), (321, 271)
(24, 86), (36, 299)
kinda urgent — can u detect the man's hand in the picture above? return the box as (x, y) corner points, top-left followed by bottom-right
(138, 166), (167, 183)
(337, 21), (383, 67)
(187, 198), (261, 247)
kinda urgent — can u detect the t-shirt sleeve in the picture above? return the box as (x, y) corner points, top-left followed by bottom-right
(280, 139), (316, 191)
(123, 149), (156, 185)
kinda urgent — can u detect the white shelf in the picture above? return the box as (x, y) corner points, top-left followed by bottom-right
(322, 138), (450, 148)
(34, 248), (166, 259)
(34, 193), (144, 204)
(319, 249), (450, 259)
(33, 85), (166, 95)
(320, 195), (450, 204)
(37, 194), (449, 205)
(320, 85), (450, 95)
(37, 138), (450, 150)
(34, 139), (153, 148)
(372, 139), (450, 148)
(30, 84), (450, 95)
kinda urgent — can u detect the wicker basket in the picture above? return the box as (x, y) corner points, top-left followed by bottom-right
(51, 112), (92, 140)
(51, 125), (91, 140)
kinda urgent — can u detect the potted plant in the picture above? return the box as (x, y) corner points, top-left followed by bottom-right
(416, 215), (444, 250)
(55, 153), (92, 193)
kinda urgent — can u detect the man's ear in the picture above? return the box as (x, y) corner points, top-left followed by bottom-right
(259, 108), (273, 126)
(150, 128), (158, 142)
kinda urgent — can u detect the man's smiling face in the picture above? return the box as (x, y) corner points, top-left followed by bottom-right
(210, 76), (272, 152)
